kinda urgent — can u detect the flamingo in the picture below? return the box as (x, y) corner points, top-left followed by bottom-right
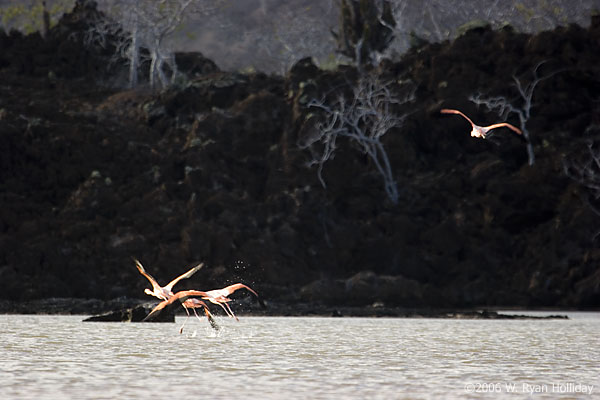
(179, 298), (220, 333)
(143, 290), (211, 322)
(134, 258), (203, 300)
(134, 259), (218, 331)
(440, 108), (522, 139)
(199, 283), (264, 321)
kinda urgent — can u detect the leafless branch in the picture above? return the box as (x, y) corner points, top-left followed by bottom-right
(80, 0), (220, 89)
(564, 141), (600, 199)
(469, 61), (564, 165)
(564, 139), (600, 240)
(299, 74), (414, 204)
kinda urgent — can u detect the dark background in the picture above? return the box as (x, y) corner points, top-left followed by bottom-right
(0, 1), (599, 313)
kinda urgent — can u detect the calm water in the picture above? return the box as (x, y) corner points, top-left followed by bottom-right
(1, 313), (599, 399)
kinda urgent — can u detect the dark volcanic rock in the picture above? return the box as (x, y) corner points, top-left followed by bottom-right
(300, 271), (424, 307)
(83, 304), (173, 322)
(0, 2), (599, 313)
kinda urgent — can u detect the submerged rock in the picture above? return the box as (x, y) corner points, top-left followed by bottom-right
(83, 304), (173, 322)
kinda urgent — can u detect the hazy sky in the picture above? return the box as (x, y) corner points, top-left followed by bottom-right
(2, 0), (598, 72)
(104, 0), (599, 73)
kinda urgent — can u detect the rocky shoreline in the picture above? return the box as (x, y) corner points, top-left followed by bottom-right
(0, 297), (576, 320)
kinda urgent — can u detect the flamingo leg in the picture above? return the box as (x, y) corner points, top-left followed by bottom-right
(215, 301), (235, 318)
(202, 307), (220, 331)
(192, 307), (204, 322)
(179, 306), (191, 334)
(224, 302), (239, 321)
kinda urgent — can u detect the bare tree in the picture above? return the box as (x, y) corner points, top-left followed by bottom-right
(379, 0), (596, 57)
(79, 5), (134, 84)
(83, 0), (220, 89)
(331, 0), (396, 70)
(564, 141), (600, 200)
(469, 61), (564, 166)
(41, 0), (50, 38)
(299, 75), (414, 204)
(137, 0), (195, 88)
(0, 0), (74, 35)
(564, 138), (600, 239)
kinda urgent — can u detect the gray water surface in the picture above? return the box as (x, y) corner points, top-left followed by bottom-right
(1, 313), (599, 399)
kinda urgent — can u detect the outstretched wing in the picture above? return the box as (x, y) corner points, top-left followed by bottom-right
(218, 283), (266, 308)
(143, 290), (209, 322)
(219, 283), (259, 297)
(164, 263), (204, 292)
(440, 108), (475, 126)
(133, 258), (162, 293)
(484, 122), (522, 135)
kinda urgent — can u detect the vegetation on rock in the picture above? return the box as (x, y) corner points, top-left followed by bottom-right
(0, 2), (599, 311)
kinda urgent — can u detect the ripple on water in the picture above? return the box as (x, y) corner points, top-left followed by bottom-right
(0, 314), (599, 399)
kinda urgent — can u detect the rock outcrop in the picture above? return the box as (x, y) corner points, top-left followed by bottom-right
(0, 3), (599, 312)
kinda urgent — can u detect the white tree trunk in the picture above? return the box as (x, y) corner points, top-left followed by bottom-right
(128, 22), (140, 88)
(149, 49), (158, 88)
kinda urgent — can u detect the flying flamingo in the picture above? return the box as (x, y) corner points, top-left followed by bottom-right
(134, 259), (218, 331)
(199, 283), (264, 321)
(143, 290), (211, 322)
(134, 258), (203, 300)
(179, 298), (220, 333)
(440, 108), (522, 139)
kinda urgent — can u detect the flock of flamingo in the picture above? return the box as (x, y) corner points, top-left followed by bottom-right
(134, 258), (263, 333)
(132, 109), (516, 333)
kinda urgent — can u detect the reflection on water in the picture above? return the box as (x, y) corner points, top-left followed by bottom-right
(1, 314), (599, 399)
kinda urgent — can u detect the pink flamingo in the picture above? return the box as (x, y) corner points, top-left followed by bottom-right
(143, 290), (211, 322)
(179, 298), (220, 332)
(134, 258), (203, 300)
(143, 287), (264, 324)
(441, 108), (522, 139)
(134, 259), (217, 331)
(199, 283), (263, 321)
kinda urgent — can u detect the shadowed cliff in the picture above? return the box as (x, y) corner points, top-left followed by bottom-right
(0, 3), (599, 313)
